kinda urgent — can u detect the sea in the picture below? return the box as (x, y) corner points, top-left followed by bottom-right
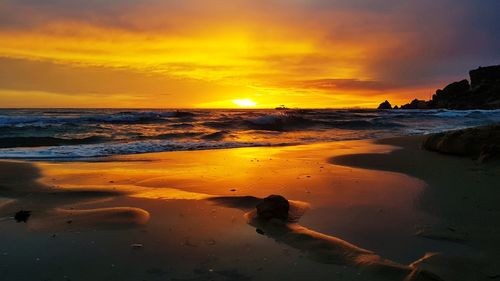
(1, 108), (500, 159)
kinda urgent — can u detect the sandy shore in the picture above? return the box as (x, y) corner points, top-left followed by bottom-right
(0, 137), (499, 280)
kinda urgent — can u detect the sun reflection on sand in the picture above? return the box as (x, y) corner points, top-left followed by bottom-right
(131, 188), (211, 200)
(2, 139), (485, 280)
(37, 141), (420, 208)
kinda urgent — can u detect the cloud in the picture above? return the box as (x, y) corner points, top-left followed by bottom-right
(0, 57), (248, 107)
(0, 0), (499, 107)
(285, 79), (396, 92)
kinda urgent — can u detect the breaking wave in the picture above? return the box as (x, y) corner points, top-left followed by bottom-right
(1, 108), (500, 159)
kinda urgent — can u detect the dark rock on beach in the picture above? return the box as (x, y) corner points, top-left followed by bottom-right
(422, 124), (500, 162)
(14, 210), (31, 223)
(383, 65), (500, 110)
(256, 195), (290, 221)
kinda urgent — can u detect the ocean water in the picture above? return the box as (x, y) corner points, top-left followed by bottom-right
(1, 108), (500, 159)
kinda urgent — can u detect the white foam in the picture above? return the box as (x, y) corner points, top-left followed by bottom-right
(0, 140), (280, 159)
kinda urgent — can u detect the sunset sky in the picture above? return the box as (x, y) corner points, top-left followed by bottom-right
(1, 0), (499, 108)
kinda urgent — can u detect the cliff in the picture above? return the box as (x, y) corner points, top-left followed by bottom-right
(382, 65), (500, 110)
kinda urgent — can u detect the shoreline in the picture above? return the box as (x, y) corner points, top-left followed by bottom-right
(2, 108), (499, 160)
(1, 135), (499, 280)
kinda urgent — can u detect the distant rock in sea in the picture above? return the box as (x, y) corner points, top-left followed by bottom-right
(382, 64), (500, 110)
(377, 100), (392, 109)
(400, 99), (428, 109)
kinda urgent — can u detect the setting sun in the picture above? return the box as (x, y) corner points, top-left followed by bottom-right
(232, 98), (257, 107)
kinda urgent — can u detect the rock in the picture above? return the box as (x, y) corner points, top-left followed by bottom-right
(14, 210), (31, 223)
(392, 64), (500, 110)
(377, 100), (392, 109)
(438, 79), (470, 96)
(477, 144), (498, 163)
(256, 195), (290, 221)
(393, 105), (399, 109)
(400, 99), (429, 109)
(422, 124), (500, 161)
(430, 79), (470, 108)
(469, 65), (500, 89)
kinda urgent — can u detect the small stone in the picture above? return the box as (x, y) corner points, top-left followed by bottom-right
(130, 243), (143, 249)
(205, 239), (216, 246)
(14, 210), (31, 223)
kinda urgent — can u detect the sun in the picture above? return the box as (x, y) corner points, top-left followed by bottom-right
(232, 98), (257, 107)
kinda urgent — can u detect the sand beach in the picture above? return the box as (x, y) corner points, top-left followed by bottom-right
(1, 136), (499, 281)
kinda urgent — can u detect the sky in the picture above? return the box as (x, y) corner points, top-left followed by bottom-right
(0, 0), (499, 108)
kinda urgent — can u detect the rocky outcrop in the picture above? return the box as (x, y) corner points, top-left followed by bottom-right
(428, 80), (470, 109)
(401, 99), (429, 109)
(383, 65), (500, 110)
(422, 124), (500, 162)
(470, 65), (500, 88)
(377, 100), (392, 109)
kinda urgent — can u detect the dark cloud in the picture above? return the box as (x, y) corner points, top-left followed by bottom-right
(359, 0), (500, 84)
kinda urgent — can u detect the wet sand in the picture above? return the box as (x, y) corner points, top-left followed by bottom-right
(0, 137), (498, 280)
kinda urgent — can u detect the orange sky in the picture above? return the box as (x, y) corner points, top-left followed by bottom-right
(0, 0), (498, 108)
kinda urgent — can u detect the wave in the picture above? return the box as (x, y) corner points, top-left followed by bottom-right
(0, 140), (289, 159)
(245, 113), (316, 131)
(432, 109), (500, 118)
(84, 111), (197, 124)
(198, 110), (500, 132)
(1, 108), (500, 159)
(242, 113), (404, 131)
(0, 136), (108, 148)
(200, 130), (228, 141)
(0, 110), (198, 126)
(147, 132), (204, 140)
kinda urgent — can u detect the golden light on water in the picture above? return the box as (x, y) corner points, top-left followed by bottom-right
(232, 98), (257, 107)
